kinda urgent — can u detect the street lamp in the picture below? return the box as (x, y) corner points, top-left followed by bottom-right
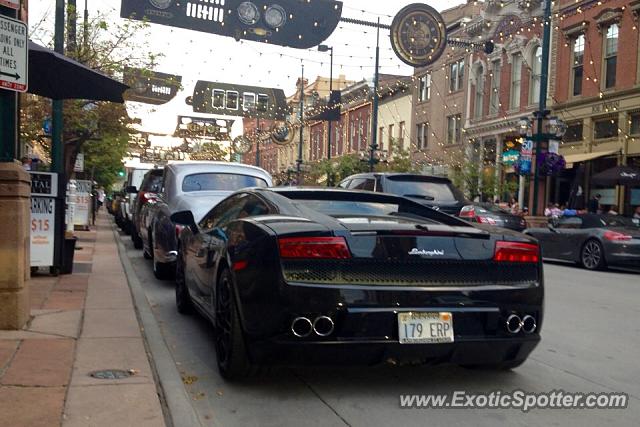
(518, 118), (532, 137)
(318, 44), (334, 186)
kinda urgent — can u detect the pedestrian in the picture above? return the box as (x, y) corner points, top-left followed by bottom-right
(634, 206), (640, 219)
(97, 187), (106, 213)
(588, 194), (601, 213)
(544, 203), (554, 217)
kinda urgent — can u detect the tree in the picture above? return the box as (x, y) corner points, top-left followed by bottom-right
(21, 8), (161, 187)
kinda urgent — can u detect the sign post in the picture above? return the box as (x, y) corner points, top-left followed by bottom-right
(0, 14), (28, 92)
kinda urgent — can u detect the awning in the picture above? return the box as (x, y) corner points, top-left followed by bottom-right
(564, 150), (619, 168)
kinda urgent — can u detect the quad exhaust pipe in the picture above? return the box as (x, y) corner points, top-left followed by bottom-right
(291, 316), (335, 337)
(505, 314), (537, 334)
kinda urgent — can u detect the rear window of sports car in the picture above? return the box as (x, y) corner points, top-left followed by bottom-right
(182, 173), (268, 192)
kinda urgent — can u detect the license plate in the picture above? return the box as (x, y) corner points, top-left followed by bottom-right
(398, 312), (454, 344)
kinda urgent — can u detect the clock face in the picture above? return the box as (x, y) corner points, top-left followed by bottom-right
(391, 4), (447, 68)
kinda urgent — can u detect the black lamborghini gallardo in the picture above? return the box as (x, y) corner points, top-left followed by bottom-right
(171, 188), (543, 379)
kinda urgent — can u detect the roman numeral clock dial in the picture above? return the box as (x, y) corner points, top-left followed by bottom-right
(390, 4), (447, 68)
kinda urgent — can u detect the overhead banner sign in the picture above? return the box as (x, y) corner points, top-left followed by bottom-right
(174, 115), (235, 139)
(0, 14), (28, 92)
(188, 80), (288, 120)
(29, 172), (58, 267)
(123, 66), (182, 105)
(120, 0), (342, 49)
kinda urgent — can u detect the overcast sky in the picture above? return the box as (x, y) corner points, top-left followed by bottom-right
(30, 0), (465, 137)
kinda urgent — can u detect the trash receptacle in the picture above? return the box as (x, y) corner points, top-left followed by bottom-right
(61, 237), (77, 274)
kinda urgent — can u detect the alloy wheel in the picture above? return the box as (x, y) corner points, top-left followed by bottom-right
(582, 240), (602, 270)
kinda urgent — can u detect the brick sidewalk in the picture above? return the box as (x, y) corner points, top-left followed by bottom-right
(0, 213), (166, 427)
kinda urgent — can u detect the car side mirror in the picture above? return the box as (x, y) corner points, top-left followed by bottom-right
(171, 210), (198, 234)
(125, 186), (138, 194)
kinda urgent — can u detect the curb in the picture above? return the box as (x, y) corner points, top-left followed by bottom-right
(112, 222), (202, 427)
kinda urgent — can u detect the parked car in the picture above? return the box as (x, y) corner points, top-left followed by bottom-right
(172, 187), (543, 379)
(142, 162), (272, 279)
(119, 164), (155, 234)
(131, 168), (164, 249)
(524, 214), (640, 270)
(459, 204), (527, 232)
(339, 173), (470, 215)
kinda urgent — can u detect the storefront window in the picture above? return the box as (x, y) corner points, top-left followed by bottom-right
(631, 113), (640, 135)
(564, 121), (583, 143)
(594, 117), (618, 139)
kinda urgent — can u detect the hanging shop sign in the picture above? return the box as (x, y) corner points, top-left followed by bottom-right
(502, 149), (520, 166)
(29, 172), (58, 267)
(390, 3), (447, 68)
(516, 139), (534, 176)
(188, 81), (288, 120)
(120, 0), (343, 49)
(123, 67), (182, 105)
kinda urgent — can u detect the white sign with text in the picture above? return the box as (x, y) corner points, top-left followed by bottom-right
(0, 14), (28, 92)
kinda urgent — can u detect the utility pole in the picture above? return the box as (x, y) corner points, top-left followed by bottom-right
(52, 0), (66, 272)
(296, 64), (304, 182)
(369, 18), (380, 172)
(532, 0), (552, 216)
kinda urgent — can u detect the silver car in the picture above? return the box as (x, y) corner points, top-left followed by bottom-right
(141, 162), (273, 279)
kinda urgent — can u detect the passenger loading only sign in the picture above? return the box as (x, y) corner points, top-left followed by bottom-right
(0, 14), (28, 92)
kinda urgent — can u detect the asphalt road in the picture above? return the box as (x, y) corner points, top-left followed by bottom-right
(117, 229), (639, 427)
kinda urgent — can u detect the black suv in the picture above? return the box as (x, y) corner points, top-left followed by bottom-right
(339, 173), (470, 216)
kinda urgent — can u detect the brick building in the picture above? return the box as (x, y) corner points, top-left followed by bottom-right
(463, 0), (546, 205)
(551, 0), (640, 214)
(410, 1), (483, 177)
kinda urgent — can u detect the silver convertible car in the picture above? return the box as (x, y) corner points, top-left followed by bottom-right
(525, 214), (640, 271)
(141, 162), (273, 279)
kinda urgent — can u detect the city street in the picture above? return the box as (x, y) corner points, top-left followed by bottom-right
(117, 228), (639, 427)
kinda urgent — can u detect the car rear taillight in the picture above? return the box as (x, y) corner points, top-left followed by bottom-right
(139, 192), (158, 205)
(604, 231), (632, 241)
(278, 237), (351, 259)
(476, 216), (497, 225)
(459, 206), (475, 218)
(494, 241), (539, 263)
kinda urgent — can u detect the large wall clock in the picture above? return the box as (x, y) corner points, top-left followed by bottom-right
(390, 3), (447, 68)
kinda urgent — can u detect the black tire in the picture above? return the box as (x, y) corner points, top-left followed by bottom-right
(153, 258), (175, 280)
(175, 250), (193, 314)
(132, 228), (143, 249)
(581, 239), (606, 271)
(215, 268), (253, 380)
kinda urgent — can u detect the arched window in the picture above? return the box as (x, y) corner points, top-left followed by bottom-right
(474, 65), (484, 118)
(529, 46), (542, 105)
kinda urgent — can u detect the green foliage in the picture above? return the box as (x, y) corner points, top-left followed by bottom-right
(83, 133), (130, 190)
(376, 138), (415, 173)
(451, 163), (521, 202)
(22, 8), (160, 186)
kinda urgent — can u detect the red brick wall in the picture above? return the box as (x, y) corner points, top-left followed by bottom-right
(555, 0), (639, 103)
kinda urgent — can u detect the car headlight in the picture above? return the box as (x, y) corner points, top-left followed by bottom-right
(237, 1), (260, 25)
(264, 4), (287, 29)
